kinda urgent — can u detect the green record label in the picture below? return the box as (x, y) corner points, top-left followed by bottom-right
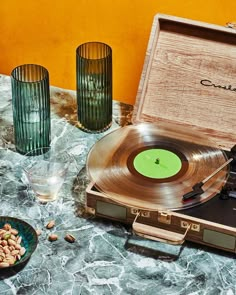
(133, 148), (182, 179)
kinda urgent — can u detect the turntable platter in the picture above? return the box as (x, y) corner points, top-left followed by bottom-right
(86, 122), (228, 210)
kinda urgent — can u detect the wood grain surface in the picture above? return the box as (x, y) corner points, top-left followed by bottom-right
(134, 14), (236, 150)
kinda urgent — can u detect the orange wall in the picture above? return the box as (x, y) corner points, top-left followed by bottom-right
(1, 0), (236, 104)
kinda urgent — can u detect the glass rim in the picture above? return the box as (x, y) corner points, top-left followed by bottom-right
(22, 147), (72, 173)
(76, 41), (112, 61)
(11, 64), (49, 84)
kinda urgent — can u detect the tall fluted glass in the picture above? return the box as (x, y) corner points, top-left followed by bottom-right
(11, 64), (50, 154)
(76, 42), (112, 133)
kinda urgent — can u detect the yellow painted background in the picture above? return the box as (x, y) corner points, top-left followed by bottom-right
(1, 0), (236, 104)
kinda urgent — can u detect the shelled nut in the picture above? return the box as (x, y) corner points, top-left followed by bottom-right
(36, 229), (42, 236)
(48, 234), (58, 242)
(0, 224), (26, 267)
(46, 220), (55, 229)
(64, 234), (76, 243)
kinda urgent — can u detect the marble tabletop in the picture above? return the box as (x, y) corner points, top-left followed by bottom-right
(0, 74), (235, 295)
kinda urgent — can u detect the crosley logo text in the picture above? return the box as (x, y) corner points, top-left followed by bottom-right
(200, 79), (236, 92)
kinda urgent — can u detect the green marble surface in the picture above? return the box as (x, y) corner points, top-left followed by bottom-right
(0, 74), (235, 295)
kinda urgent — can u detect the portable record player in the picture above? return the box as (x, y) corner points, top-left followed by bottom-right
(86, 14), (236, 253)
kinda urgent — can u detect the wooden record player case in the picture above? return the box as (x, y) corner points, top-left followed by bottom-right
(86, 14), (236, 253)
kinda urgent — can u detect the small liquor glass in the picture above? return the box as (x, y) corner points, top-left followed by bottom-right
(22, 147), (71, 202)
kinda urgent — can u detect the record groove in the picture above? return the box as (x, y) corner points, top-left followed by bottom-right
(86, 122), (228, 210)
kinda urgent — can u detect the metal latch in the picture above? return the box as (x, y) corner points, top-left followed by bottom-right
(158, 211), (171, 224)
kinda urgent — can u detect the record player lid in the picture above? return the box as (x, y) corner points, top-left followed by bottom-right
(133, 14), (236, 151)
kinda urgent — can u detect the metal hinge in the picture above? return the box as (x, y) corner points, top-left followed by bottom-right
(226, 22), (236, 29)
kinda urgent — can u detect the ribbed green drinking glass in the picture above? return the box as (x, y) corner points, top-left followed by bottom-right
(76, 42), (112, 133)
(11, 64), (51, 154)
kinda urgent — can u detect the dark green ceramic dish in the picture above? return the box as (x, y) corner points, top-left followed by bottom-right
(0, 216), (38, 268)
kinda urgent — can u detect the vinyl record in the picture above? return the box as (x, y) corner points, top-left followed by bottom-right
(86, 122), (228, 210)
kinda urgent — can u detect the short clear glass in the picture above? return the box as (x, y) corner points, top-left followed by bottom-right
(11, 64), (50, 154)
(76, 42), (112, 133)
(22, 147), (71, 202)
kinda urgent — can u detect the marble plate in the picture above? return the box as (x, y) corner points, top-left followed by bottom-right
(0, 216), (38, 269)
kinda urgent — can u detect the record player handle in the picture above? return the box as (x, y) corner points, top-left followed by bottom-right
(132, 214), (191, 245)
